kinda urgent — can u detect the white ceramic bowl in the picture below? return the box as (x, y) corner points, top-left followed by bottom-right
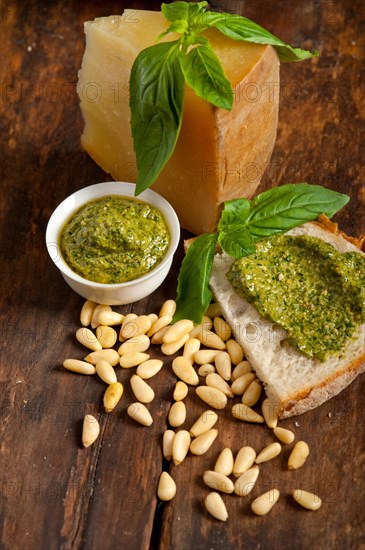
(46, 182), (180, 305)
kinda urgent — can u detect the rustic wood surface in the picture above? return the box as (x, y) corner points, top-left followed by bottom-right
(1, 1), (364, 549)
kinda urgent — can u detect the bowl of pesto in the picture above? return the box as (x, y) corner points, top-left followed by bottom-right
(46, 182), (180, 304)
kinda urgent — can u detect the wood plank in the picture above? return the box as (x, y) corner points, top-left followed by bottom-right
(1, 1), (364, 550)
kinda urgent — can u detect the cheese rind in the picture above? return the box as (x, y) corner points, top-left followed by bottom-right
(78, 11), (280, 234)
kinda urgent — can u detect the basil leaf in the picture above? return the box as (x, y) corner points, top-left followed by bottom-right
(209, 13), (318, 62)
(200, 12), (228, 27)
(162, 2), (189, 23)
(130, 41), (185, 195)
(218, 198), (251, 232)
(246, 183), (350, 238)
(188, 1), (209, 20)
(157, 20), (189, 41)
(179, 41), (233, 110)
(219, 227), (256, 259)
(174, 233), (218, 324)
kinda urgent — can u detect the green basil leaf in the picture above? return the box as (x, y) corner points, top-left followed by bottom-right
(179, 41), (233, 110)
(208, 13), (318, 62)
(218, 198), (251, 232)
(162, 2), (189, 22)
(246, 183), (350, 238)
(219, 227), (256, 259)
(200, 12), (228, 27)
(188, 1), (209, 19)
(157, 20), (189, 41)
(130, 41), (185, 195)
(174, 233), (218, 324)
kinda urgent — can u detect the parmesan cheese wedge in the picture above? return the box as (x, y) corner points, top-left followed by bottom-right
(78, 10), (280, 234)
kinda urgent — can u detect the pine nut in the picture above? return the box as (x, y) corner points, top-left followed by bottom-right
(196, 386), (227, 410)
(82, 414), (100, 447)
(159, 299), (176, 318)
(91, 304), (111, 328)
(203, 471), (234, 494)
(157, 472), (176, 501)
(197, 330), (226, 350)
(255, 442), (282, 464)
(206, 373), (234, 398)
(163, 430), (175, 461)
(168, 401), (186, 427)
(119, 352), (150, 368)
(121, 315), (152, 339)
(151, 326), (170, 345)
(76, 327), (102, 351)
(173, 381), (188, 401)
(233, 446), (256, 477)
(137, 359), (164, 379)
(103, 382), (124, 413)
(127, 402), (153, 426)
(288, 441), (310, 470)
(232, 404), (264, 423)
(189, 410), (218, 437)
(182, 338), (201, 364)
(190, 429), (218, 455)
(172, 430), (191, 465)
(147, 315), (172, 337)
(242, 379), (262, 407)
(251, 489), (280, 515)
(231, 373), (256, 395)
(292, 489), (322, 511)
(214, 448), (234, 476)
(213, 317), (232, 341)
(130, 375), (155, 403)
(119, 313), (138, 340)
(80, 300), (97, 326)
(234, 466), (260, 496)
(194, 350), (220, 365)
(214, 351), (232, 381)
(204, 492), (228, 522)
(198, 364), (216, 377)
(84, 349), (120, 367)
(189, 316), (213, 339)
(96, 325), (117, 349)
(63, 359), (96, 375)
(172, 356), (199, 386)
(262, 398), (279, 429)
(148, 313), (158, 324)
(118, 334), (150, 355)
(231, 360), (252, 381)
(205, 303), (222, 318)
(273, 427), (295, 444)
(163, 319), (194, 344)
(95, 360), (117, 384)
(161, 333), (190, 355)
(96, 310), (124, 326)
(226, 339), (244, 365)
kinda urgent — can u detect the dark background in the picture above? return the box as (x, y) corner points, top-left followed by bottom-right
(1, 1), (364, 549)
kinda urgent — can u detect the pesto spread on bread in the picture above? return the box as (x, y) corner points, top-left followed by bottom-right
(227, 235), (365, 361)
(60, 196), (170, 284)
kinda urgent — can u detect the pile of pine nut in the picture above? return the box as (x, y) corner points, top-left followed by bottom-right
(63, 298), (322, 520)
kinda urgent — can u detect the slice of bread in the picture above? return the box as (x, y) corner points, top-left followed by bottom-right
(209, 220), (365, 418)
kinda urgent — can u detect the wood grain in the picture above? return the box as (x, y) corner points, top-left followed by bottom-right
(1, 1), (364, 549)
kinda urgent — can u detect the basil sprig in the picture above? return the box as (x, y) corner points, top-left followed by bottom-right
(174, 184), (349, 323)
(130, 1), (318, 194)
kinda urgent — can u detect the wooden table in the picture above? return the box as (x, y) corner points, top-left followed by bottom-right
(1, 1), (364, 549)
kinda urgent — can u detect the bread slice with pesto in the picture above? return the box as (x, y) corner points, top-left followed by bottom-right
(209, 219), (365, 418)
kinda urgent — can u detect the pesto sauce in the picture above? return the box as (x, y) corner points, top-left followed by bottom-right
(227, 235), (365, 361)
(60, 196), (171, 284)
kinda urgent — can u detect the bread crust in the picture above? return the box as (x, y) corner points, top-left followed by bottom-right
(279, 353), (365, 418)
(209, 220), (365, 418)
